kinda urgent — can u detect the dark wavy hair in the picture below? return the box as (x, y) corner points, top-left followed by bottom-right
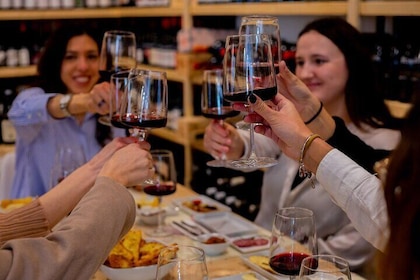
(298, 17), (400, 130)
(380, 95), (420, 279)
(35, 23), (111, 146)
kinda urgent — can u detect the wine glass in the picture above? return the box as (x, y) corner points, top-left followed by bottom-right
(156, 244), (209, 280)
(108, 70), (131, 129)
(239, 15), (282, 73)
(269, 207), (318, 279)
(141, 149), (177, 237)
(223, 33), (278, 170)
(119, 69), (168, 141)
(201, 69), (239, 167)
(299, 255), (352, 280)
(98, 30), (137, 125)
(49, 145), (86, 189)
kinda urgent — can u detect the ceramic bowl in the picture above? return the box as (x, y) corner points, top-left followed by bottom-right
(100, 263), (157, 280)
(197, 233), (229, 256)
(137, 206), (166, 225)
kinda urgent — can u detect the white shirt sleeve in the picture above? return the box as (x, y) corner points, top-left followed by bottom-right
(316, 149), (389, 251)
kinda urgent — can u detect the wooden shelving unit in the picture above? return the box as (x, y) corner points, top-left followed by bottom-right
(0, 0), (419, 186)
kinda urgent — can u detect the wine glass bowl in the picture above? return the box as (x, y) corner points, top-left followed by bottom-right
(223, 33), (278, 170)
(108, 70), (131, 129)
(299, 254), (352, 280)
(156, 244), (208, 280)
(269, 207), (317, 279)
(98, 30), (137, 125)
(239, 15), (282, 73)
(119, 69), (168, 141)
(201, 69), (239, 167)
(99, 30), (137, 80)
(141, 149), (176, 237)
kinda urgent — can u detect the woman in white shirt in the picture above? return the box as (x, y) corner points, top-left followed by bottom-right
(204, 17), (401, 271)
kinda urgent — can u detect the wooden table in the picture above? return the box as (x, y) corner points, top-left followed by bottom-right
(94, 184), (266, 279)
(94, 184), (367, 280)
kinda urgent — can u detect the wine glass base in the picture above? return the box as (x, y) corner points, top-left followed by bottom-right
(206, 159), (230, 168)
(227, 157), (278, 170)
(145, 226), (173, 237)
(98, 116), (111, 126)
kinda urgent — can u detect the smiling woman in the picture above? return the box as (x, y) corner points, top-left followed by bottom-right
(7, 23), (126, 199)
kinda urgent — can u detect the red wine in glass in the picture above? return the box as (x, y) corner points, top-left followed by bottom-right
(110, 114), (132, 129)
(269, 252), (311, 276)
(201, 107), (240, 120)
(143, 183), (176, 196)
(224, 86), (277, 103)
(120, 113), (167, 128)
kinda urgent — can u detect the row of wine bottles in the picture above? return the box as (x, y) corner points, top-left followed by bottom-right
(0, 0), (133, 9)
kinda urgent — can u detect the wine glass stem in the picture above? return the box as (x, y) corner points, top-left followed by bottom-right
(156, 196), (164, 232)
(248, 123), (258, 160)
(218, 119), (228, 161)
(129, 128), (148, 141)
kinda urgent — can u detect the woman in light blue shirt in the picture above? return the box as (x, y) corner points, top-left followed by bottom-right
(8, 24), (125, 198)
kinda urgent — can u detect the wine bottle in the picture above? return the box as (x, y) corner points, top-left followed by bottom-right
(1, 88), (16, 144)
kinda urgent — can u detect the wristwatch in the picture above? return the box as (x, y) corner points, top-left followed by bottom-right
(59, 94), (72, 117)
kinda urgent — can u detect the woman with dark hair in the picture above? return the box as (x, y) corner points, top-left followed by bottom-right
(203, 17), (401, 272)
(8, 23), (125, 198)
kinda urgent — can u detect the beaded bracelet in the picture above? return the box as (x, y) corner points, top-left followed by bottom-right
(304, 102), (323, 125)
(298, 133), (321, 187)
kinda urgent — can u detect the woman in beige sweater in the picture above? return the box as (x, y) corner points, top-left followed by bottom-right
(0, 137), (154, 279)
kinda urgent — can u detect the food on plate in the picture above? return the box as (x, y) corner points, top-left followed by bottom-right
(242, 272), (259, 280)
(202, 236), (226, 244)
(182, 198), (218, 213)
(104, 229), (166, 268)
(0, 197), (33, 210)
(248, 255), (276, 274)
(232, 237), (269, 248)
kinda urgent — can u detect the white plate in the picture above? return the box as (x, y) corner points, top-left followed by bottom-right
(193, 212), (259, 238)
(241, 252), (287, 280)
(172, 195), (231, 216)
(213, 271), (269, 280)
(229, 234), (270, 254)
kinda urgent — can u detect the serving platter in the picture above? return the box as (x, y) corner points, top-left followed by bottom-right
(213, 271), (269, 280)
(229, 234), (270, 254)
(172, 195), (231, 216)
(193, 211), (259, 238)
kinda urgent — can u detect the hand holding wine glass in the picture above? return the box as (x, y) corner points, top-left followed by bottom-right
(299, 254), (352, 280)
(141, 149), (177, 237)
(119, 69), (168, 141)
(223, 33), (278, 170)
(156, 244), (209, 280)
(201, 69), (239, 167)
(269, 207), (318, 279)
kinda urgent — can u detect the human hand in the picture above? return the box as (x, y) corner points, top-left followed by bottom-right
(98, 143), (154, 187)
(86, 82), (111, 115)
(203, 119), (244, 160)
(87, 137), (150, 174)
(245, 94), (312, 161)
(231, 61), (321, 123)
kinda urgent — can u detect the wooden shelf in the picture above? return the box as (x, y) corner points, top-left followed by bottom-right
(361, 1), (420, 16)
(0, 66), (37, 78)
(0, 5), (183, 20)
(191, 1), (348, 16)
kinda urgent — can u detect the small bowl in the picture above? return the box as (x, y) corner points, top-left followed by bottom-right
(197, 233), (229, 256)
(100, 264), (157, 280)
(137, 206), (166, 225)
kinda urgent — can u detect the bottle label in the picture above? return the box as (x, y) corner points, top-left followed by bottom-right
(1, 119), (16, 144)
